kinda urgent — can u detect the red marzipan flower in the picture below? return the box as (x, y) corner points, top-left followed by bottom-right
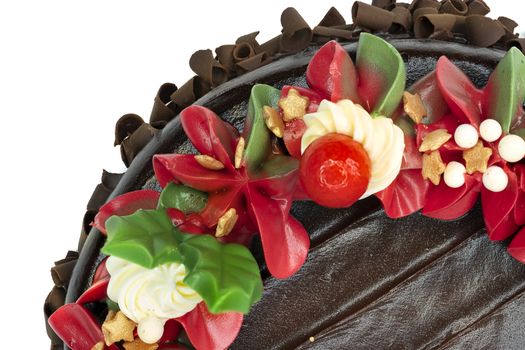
(153, 105), (309, 279)
(283, 40), (427, 217)
(413, 56), (525, 261)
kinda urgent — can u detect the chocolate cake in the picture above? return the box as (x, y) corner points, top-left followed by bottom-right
(45, 1), (525, 349)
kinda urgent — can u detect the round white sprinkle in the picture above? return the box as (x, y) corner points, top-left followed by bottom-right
(482, 166), (509, 192)
(498, 134), (525, 163)
(443, 161), (466, 188)
(454, 124), (479, 149)
(138, 316), (165, 344)
(479, 119), (502, 142)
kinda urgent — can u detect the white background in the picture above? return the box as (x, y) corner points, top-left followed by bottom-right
(0, 0), (519, 347)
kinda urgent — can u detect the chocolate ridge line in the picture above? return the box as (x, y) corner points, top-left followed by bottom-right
(61, 39), (504, 350)
(293, 228), (497, 350)
(435, 284), (525, 349)
(286, 223), (486, 349)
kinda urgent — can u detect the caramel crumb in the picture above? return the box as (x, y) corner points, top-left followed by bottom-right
(309, 336), (315, 342)
(422, 150), (446, 185)
(235, 137), (245, 169)
(463, 140), (493, 175)
(91, 342), (105, 350)
(194, 155), (225, 170)
(419, 129), (452, 152)
(102, 311), (136, 346)
(263, 105), (285, 138)
(278, 88), (310, 122)
(403, 91), (427, 124)
(123, 339), (159, 350)
(216, 208), (238, 238)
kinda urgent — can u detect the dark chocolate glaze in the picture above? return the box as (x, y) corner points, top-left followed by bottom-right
(66, 39), (525, 349)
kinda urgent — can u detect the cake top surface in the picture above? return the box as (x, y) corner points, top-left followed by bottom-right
(25, 0), (523, 348)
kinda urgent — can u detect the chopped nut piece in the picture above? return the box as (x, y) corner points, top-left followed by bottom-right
(422, 151), (446, 185)
(278, 88), (310, 122)
(263, 105), (285, 138)
(403, 91), (427, 124)
(123, 339), (159, 350)
(419, 129), (452, 152)
(309, 336), (315, 342)
(102, 310), (136, 346)
(463, 140), (493, 174)
(91, 342), (105, 350)
(235, 137), (245, 169)
(215, 208), (238, 238)
(194, 155), (225, 170)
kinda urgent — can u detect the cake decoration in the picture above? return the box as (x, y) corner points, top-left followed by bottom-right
(46, 2), (525, 349)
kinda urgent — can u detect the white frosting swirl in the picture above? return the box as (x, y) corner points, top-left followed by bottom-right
(106, 256), (202, 343)
(301, 99), (405, 198)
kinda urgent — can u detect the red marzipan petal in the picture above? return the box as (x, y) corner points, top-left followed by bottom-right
(93, 190), (160, 234)
(514, 165), (525, 225)
(306, 40), (360, 103)
(180, 105), (238, 170)
(508, 226), (525, 263)
(199, 186), (243, 227)
(158, 319), (182, 344)
(481, 169), (519, 241)
(177, 302), (243, 350)
(153, 154), (241, 191)
(401, 136), (423, 170)
(376, 169), (429, 218)
(436, 56), (483, 126)
(246, 184), (309, 279)
(283, 118), (307, 159)
(408, 71), (448, 123)
(76, 279), (109, 305)
(48, 304), (105, 350)
(423, 174), (481, 220)
(92, 258), (109, 284)
(281, 86), (324, 113)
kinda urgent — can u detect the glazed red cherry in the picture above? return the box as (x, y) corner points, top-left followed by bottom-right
(300, 133), (371, 208)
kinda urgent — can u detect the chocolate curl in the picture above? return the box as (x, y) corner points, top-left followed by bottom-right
(44, 286), (66, 346)
(256, 35), (282, 57)
(413, 7), (438, 23)
(465, 15), (505, 47)
(233, 42), (255, 62)
(439, 0), (468, 15)
(51, 256), (78, 288)
(313, 26), (353, 40)
(114, 113), (144, 146)
(352, 1), (395, 32)
(507, 38), (525, 54)
(497, 16), (518, 43)
(236, 31), (260, 50)
(414, 14), (464, 39)
(390, 5), (412, 33)
(280, 7), (313, 52)
(466, 0), (490, 16)
(189, 49), (228, 88)
(318, 7), (346, 27)
(409, 0), (440, 12)
(120, 122), (159, 167)
(236, 52), (269, 74)
(170, 76), (211, 111)
(150, 82), (178, 125)
(215, 44), (237, 77)
(371, 0), (396, 10)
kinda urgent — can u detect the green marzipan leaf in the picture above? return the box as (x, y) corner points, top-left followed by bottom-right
(486, 47), (525, 133)
(158, 183), (208, 214)
(180, 233), (263, 314)
(356, 33), (406, 118)
(244, 84), (281, 172)
(102, 209), (182, 269)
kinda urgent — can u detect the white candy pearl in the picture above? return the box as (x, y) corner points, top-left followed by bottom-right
(454, 124), (479, 149)
(482, 166), (508, 192)
(138, 317), (165, 344)
(498, 134), (525, 163)
(444, 161), (466, 188)
(479, 119), (502, 142)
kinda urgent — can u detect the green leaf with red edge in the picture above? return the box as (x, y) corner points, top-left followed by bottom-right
(159, 182), (208, 214)
(180, 234), (262, 314)
(243, 84), (281, 172)
(484, 47), (525, 133)
(102, 209), (182, 268)
(356, 33), (406, 118)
